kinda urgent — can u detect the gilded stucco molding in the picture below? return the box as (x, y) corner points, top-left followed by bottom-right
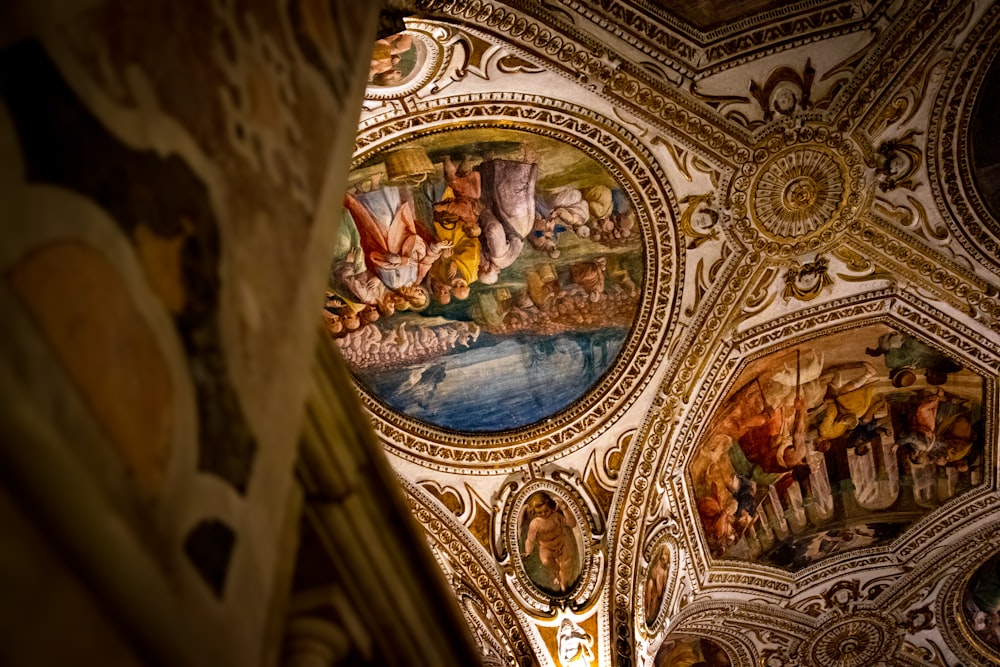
(846, 213), (1000, 331)
(350, 94), (679, 473)
(521, 0), (888, 81)
(408, 0), (761, 157)
(828, 0), (968, 132)
(403, 477), (539, 665)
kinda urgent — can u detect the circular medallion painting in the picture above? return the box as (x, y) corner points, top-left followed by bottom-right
(327, 128), (643, 432)
(972, 47), (1000, 221)
(364, 29), (441, 99)
(962, 551), (1000, 655)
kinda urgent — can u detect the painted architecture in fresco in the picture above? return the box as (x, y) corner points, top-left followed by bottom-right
(327, 127), (643, 431)
(655, 636), (732, 667)
(689, 324), (985, 569)
(517, 490), (584, 596)
(964, 552), (1000, 651)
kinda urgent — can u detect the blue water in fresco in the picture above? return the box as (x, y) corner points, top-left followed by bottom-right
(358, 328), (627, 432)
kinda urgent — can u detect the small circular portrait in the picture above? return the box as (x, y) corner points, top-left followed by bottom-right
(518, 490), (584, 596)
(655, 635), (731, 667)
(365, 30), (440, 98)
(963, 551), (1000, 652)
(644, 544), (671, 626)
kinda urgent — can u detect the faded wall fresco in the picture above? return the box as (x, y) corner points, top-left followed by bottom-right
(329, 127), (643, 432)
(690, 324), (985, 569)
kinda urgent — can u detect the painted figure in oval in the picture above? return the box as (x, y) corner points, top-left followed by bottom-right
(655, 636), (731, 667)
(644, 544), (670, 626)
(368, 32), (417, 86)
(520, 491), (582, 594)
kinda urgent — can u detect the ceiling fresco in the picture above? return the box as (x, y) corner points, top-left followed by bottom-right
(330, 128), (644, 432)
(689, 324), (985, 569)
(336, 1), (1000, 665)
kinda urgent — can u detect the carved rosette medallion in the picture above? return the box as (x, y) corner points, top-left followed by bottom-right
(797, 614), (899, 667)
(731, 126), (866, 256)
(754, 149), (844, 237)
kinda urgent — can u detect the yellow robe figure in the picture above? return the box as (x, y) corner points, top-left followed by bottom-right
(430, 187), (481, 287)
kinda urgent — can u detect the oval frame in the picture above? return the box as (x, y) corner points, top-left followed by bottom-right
(942, 539), (1000, 666)
(504, 479), (600, 612)
(640, 538), (678, 632)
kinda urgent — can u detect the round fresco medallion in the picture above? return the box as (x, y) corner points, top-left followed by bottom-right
(364, 29), (441, 99)
(961, 551), (1000, 656)
(688, 323), (985, 568)
(971, 45), (1000, 222)
(328, 127), (643, 433)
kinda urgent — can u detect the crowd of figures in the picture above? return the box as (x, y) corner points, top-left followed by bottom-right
(325, 147), (640, 372)
(691, 328), (983, 566)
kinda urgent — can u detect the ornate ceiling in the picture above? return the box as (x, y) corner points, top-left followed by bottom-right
(330, 1), (1000, 665)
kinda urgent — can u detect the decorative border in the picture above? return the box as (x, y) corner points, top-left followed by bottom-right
(349, 93), (678, 473)
(684, 296), (998, 581)
(939, 527), (1000, 665)
(402, 477), (539, 665)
